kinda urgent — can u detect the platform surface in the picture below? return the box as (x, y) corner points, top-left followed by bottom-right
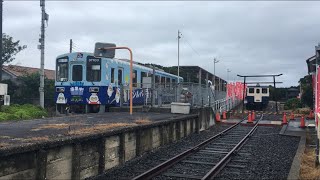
(0, 112), (191, 149)
(281, 118), (315, 136)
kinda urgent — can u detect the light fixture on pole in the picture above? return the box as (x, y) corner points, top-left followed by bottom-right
(227, 69), (231, 83)
(177, 30), (182, 83)
(213, 58), (219, 91)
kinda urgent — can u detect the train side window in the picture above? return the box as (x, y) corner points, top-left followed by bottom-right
(111, 68), (115, 83)
(155, 75), (160, 83)
(118, 68), (123, 85)
(262, 88), (268, 94)
(133, 70), (137, 87)
(166, 77), (171, 87)
(141, 72), (147, 88)
(249, 88), (254, 93)
(86, 57), (101, 82)
(72, 65), (83, 81)
(172, 78), (176, 84)
(256, 89), (260, 94)
(56, 62), (68, 81)
(161, 76), (165, 84)
(141, 72), (147, 84)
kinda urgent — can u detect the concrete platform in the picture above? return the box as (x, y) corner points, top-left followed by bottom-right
(0, 112), (192, 149)
(280, 118), (315, 137)
(281, 119), (316, 180)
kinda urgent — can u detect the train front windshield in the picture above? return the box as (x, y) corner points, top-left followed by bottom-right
(56, 57), (68, 82)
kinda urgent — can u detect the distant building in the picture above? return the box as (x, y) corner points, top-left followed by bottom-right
(286, 87), (300, 99)
(306, 55), (316, 74)
(2, 65), (55, 83)
(169, 66), (227, 91)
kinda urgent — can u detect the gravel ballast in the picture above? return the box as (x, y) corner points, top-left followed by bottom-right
(216, 126), (300, 180)
(92, 125), (300, 180)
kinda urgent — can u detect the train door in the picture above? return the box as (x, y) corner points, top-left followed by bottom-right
(72, 64), (83, 81)
(255, 88), (262, 103)
(133, 69), (138, 88)
(110, 67), (115, 84)
(71, 64), (85, 112)
(117, 67), (123, 86)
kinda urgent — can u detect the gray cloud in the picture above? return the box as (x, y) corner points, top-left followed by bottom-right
(3, 1), (320, 87)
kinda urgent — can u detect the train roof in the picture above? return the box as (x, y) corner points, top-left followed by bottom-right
(56, 52), (183, 79)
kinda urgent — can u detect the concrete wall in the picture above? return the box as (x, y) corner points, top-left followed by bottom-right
(0, 108), (213, 180)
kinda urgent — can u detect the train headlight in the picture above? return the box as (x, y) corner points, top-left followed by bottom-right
(56, 87), (65, 92)
(89, 87), (99, 93)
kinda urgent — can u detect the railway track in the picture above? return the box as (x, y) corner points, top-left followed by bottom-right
(132, 113), (270, 180)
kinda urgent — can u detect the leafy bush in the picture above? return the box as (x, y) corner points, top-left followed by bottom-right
(0, 104), (47, 121)
(284, 98), (302, 110)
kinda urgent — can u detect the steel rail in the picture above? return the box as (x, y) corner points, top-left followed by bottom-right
(201, 114), (264, 180)
(132, 115), (248, 180)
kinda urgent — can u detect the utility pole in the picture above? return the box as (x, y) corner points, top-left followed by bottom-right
(69, 39), (72, 53)
(177, 30), (181, 83)
(0, 1), (3, 81)
(39, 0), (48, 108)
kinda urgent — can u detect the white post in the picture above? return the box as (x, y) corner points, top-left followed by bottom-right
(177, 30), (181, 83)
(39, 0), (46, 108)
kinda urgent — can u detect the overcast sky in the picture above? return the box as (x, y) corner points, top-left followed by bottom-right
(4, 1), (320, 87)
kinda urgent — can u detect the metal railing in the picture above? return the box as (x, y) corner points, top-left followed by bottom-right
(120, 82), (241, 112)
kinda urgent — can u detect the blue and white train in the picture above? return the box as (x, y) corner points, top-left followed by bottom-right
(55, 52), (183, 113)
(245, 85), (269, 110)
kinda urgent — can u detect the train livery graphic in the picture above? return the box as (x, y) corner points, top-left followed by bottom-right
(245, 84), (269, 110)
(55, 52), (183, 113)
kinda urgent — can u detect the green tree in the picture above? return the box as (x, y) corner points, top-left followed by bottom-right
(269, 86), (288, 101)
(301, 87), (313, 107)
(1, 34), (27, 80)
(299, 75), (313, 108)
(284, 98), (302, 110)
(1, 73), (55, 107)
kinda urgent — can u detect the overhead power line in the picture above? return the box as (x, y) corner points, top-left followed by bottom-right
(180, 34), (201, 57)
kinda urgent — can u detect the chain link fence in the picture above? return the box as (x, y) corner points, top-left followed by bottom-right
(121, 82), (241, 112)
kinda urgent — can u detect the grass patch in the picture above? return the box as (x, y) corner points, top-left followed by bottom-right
(31, 122), (88, 131)
(300, 148), (320, 179)
(293, 107), (311, 115)
(0, 104), (48, 121)
(134, 118), (152, 124)
(68, 123), (135, 135)
(31, 123), (70, 131)
(22, 136), (49, 142)
(0, 142), (9, 148)
(0, 136), (11, 139)
(300, 133), (320, 179)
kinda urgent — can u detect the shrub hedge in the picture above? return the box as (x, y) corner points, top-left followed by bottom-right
(0, 104), (47, 121)
(284, 98), (302, 110)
